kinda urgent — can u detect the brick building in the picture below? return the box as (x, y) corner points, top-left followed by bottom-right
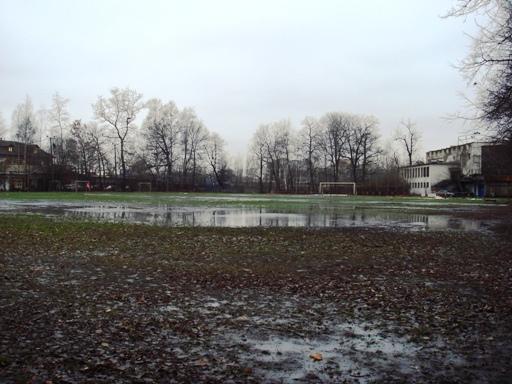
(0, 140), (53, 191)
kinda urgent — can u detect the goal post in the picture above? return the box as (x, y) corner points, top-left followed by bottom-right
(137, 182), (152, 192)
(319, 182), (357, 195)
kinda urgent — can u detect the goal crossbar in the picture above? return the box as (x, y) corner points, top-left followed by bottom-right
(319, 182), (357, 195)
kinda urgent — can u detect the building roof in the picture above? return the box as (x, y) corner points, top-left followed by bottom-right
(0, 140), (52, 158)
(400, 162), (459, 169)
(426, 141), (491, 154)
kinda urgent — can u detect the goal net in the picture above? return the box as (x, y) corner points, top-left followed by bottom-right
(319, 182), (357, 195)
(138, 182), (152, 192)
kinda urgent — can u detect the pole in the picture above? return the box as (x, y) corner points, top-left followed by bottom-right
(49, 136), (54, 191)
(114, 144), (117, 178)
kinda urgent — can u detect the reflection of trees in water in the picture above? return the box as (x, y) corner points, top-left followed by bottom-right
(33, 204), (484, 231)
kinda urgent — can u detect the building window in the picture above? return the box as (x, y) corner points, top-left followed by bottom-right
(8, 146), (13, 152)
(426, 167), (429, 177)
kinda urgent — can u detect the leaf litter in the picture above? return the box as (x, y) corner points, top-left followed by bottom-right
(1, 213), (511, 383)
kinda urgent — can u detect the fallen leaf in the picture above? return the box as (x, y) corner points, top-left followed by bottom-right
(309, 352), (322, 362)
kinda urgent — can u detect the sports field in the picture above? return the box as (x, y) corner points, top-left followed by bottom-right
(1, 193), (511, 382)
(0, 191), (507, 207)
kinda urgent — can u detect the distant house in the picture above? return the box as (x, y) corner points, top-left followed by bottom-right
(0, 140), (53, 191)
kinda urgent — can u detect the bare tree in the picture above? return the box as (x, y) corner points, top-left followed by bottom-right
(94, 87), (144, 187)
(318, 112), (349, 181)
(49, 93), (70, 141)
(12, 96), (37, 190)
(36, 108), (49, 148)
(70, 120), (94, 176)
(298, 117), (321, 191)
(49, 93), (70, 165)
(249, 126), (267, 193)
(87, 123), (109, 185)
(13, 96), (37, 145)
(178, 108), (208, 188)
(260, 120), (291, 192)
(394, 119), (421, 166)
(143, 99), (180, 191)
(360, 116), (381, 182)
(446, 1), (512, 144)
(189, 121), (208, 188)
(343, 114), (365, 182)
(0, 112), (7, 139)
(204, 132), (227, 188)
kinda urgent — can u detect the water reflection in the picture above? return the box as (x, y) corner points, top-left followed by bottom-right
(58, 205), (485, 231)
(0, 202), (488, 231)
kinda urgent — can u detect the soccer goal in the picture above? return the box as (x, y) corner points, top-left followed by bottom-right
(319, 182), (357, 196)
(74, 180), (92, 192)
(138, 182), (152, 192)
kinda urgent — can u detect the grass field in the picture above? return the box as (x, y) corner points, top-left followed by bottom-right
(0, 191), (507, 210)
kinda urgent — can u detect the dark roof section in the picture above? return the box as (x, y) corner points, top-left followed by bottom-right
(0, 140), (52, 158)
(400, 161), (460, 169)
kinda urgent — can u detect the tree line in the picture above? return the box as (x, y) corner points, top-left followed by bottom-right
(1, 87), (422, 193)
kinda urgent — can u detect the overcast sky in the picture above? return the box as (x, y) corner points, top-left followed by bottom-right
(0, 0), (481, 155)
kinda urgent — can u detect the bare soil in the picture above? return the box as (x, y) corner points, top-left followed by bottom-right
(1, 214), (512, 383)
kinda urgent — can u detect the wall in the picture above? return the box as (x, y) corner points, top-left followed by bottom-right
(400, 164), (452, 196)
(426, 142), (486, 176)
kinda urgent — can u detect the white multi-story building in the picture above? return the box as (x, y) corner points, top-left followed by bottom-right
(399, 163), (455, 196)
(426, 142), (486, 176)
(400, 142), (490, 197)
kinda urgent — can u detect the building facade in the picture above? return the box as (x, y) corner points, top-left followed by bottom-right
(0, 140), (52, 191)
(426, 142), (486, 176)
(481, 144), (512, 197)
(401, 141), (511, 197)
(399, 163), (455, 196)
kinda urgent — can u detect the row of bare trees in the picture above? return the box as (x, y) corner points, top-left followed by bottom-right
(3, 88), (421, 192)
(141, 99), (228, 190)
(247, 113), (413, 193)
(2, 88), (229, 191)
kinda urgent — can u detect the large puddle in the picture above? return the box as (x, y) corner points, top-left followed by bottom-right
(0, 200), (495, 231)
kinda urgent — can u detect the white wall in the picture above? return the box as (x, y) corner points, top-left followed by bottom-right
(400, 164), (451, 196)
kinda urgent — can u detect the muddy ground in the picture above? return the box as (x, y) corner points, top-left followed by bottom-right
(1, 214), (512, 383)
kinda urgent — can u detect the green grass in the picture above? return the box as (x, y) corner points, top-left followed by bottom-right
(0, 191), (508, 209)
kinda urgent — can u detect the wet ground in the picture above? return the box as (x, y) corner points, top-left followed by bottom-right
(0, 199), (503, 231)
(1, 211), (512, 383)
